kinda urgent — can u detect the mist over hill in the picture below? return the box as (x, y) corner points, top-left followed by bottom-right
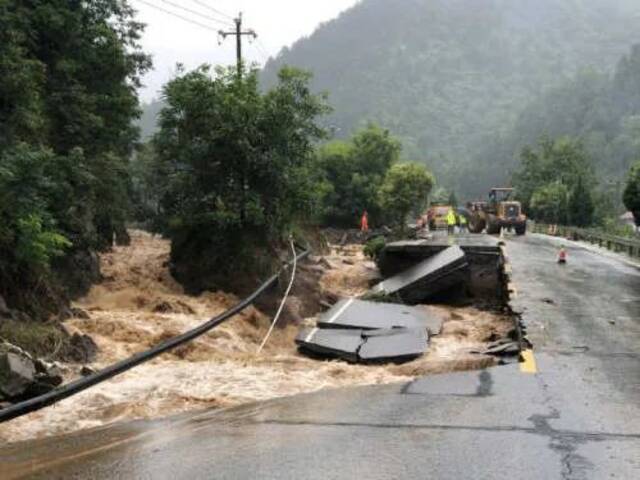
(261, 0), (640, 197)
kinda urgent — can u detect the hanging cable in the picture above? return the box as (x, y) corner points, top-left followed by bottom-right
(190, 0), (235, 21)
(133, 0), (219, 31)
(158, 0), (233, 26)
(256, 238), (298, 355)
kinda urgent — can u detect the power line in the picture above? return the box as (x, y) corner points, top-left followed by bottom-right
(133, 0), (219, 32)
(159, 0), (233, 26)
(255, 39), (271, 61)
(190, 0), (235, 21)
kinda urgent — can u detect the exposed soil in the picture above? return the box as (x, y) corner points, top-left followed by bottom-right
(0, 231), (513, 443)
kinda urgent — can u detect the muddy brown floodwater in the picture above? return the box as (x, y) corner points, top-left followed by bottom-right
(0, 231), (513, 443)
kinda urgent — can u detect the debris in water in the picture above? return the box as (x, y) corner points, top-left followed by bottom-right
(369, 245), (469, 304)
(0, 232), (514, 444)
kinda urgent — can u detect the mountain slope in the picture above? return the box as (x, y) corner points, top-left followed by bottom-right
(261, 0), (640, 196)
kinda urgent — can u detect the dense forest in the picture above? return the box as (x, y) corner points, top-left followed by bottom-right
(474, 44), (640, 206)
(0, 1), (149, 340)
(261, 0), (640, 197)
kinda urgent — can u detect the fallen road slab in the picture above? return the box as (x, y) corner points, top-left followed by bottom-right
(358, 328), (427, 362)
(368, 245), (469, 304)
(296, 326), (428, 363)
(316, 298), (443, 335)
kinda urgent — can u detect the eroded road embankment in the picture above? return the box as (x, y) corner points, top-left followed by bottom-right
(0, 231), (511, 443)
(1, 233), (637, 480)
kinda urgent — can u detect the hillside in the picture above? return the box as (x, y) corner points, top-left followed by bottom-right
(261, 0), (640, 196)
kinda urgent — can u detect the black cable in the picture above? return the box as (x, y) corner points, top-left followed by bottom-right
(132, 0), (219, 32)
(190, 0), (235, 21)
(0, 248), (310, 423)
(159, 0), (233, 26)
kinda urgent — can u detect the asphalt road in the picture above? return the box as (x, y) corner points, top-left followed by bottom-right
(1, 233), (639, 479)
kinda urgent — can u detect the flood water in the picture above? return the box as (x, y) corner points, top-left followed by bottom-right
(0, 231), (512, 443)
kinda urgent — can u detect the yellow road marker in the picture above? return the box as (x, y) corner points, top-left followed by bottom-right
(520, 349), (538, 374)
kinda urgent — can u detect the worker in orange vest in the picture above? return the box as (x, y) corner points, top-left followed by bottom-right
(360, 210), (369, 232)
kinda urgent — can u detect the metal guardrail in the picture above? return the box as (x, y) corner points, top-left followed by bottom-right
(531, 222), (640, 259)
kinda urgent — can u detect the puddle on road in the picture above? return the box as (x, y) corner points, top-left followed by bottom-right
(0, 231), (513, 443)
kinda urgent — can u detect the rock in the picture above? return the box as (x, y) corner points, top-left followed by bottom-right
(68, 333), (98, 363)
(0, 295), (9, 317)
(70, 307), (91, 320)
(318, 257), (334, 269)
(57, 307), (74, 321)
(342, 258), (355, 265)
(34, 359), (63, 387)
(0, 343), (36, 399)
(80, 365), (96, 377)
(0, 401), (11, 409)
(26, 379), (56, 396)
(281, 296), (304, 325)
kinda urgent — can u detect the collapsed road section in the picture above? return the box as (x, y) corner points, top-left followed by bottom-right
(296, 299), (442, 362)
(297, 234), (514, 364)
(368, 245), (469, 304)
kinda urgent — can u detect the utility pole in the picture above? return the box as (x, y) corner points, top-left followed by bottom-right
(218, 13), (257, 78)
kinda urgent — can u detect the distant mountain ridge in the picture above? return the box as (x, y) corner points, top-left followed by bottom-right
(261, 0), (640, 195)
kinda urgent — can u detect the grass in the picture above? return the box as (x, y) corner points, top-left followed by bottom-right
(0, 319), (68, 359)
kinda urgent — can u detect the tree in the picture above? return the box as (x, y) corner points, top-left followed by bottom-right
(447, 191), (458, 208)
(568, 175), (595, 227)
(623, 161), (640, 226)
(317, 124), (401, 227)
(153, 65), (329, 292)
(0, 1), (150, 320)
(378, 163), (435, 230)
(514, 136), (596, 225)
(530, 182), (569, 224)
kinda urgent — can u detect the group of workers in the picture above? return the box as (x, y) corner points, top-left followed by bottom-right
(360, 208), (467, 235)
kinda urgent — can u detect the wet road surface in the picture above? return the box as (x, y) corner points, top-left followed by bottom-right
(1, 233), (639, 479)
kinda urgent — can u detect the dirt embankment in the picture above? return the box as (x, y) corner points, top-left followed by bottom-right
(0, 231), (512, 443)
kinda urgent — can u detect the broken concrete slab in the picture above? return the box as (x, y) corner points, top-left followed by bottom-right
(296, 328), (363, 362)
(359, 328), (427, 362)
(378, 235), (501, 279)
(369, 245), (469, 304)
(296, 326), (428, 363)
(316, 298), (443, 335)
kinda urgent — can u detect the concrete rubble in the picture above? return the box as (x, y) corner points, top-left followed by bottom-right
(296, 299), (437, 363)
(368, 245), (469, 304)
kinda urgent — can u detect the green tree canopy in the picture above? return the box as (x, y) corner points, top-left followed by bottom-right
(623, 161), (640, 226)
(568, 175), (595, 227)
(152, 65), (329, 292)
(514, 136), (596, 226)
(317, 124), (401, 227)
(530, 182), (570, 225)
(0, 1), (149, 318)
(378, 163), (435, 229)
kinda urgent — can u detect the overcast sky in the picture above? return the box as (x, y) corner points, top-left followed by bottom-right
(132, 0), (360, 102)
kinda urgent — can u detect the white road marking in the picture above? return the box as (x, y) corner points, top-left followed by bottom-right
(326, 297), (355, 324)
(304, 327), (319, 343)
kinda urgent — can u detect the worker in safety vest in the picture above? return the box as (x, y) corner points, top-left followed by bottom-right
(360, 210), (369, 233)
(459, 214), (468, 233)
(446, 208), (457, 235)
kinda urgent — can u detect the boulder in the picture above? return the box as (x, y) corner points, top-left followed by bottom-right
(80, 365), (96, 377)
(68, 333), (98, 363)
(70, 307), (91, 319)
(0, 295), (9, 317)
(0, 342), (36, 400)
(34, 359), (64, 387)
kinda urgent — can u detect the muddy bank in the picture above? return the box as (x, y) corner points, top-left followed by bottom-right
(0, 231), (512, 443)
